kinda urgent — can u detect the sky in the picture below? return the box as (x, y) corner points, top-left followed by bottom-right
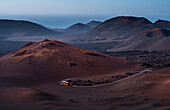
(0, 0), (169, 28)
(0, 0), (169, 16)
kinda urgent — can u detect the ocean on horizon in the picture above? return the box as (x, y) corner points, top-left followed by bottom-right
(0, 15), (167, 29)
(0, 15), (112, 29)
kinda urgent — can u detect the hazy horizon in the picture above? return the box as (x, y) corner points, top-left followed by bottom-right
(0, 14), (169, 29)
(0, 0), (170, 28)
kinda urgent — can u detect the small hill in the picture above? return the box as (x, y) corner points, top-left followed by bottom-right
(65, 23), (92, 34)
(0, 40), (139, 86)
(108, 28), (170, 52)
(86, 20), (102, 28)
(0, 20), (59, 39)
(154, 19), (170, 29)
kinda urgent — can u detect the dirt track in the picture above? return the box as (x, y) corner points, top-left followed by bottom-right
(62, 68), (153, 88)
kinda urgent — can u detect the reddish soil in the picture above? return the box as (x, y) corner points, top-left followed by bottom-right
(0, 40), (170, 110)
(0, 40), (139, 86)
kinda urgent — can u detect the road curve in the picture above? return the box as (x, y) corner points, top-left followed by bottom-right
(65, 68), (153, 88)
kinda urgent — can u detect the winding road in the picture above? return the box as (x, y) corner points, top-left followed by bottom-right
(61, 68), (153, 88)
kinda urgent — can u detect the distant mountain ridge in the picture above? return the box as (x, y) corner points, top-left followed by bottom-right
(106, 16), (153, 24)
(0, 19), (60, 39)
(1, 16), (170, 52)
(64, 21), (102, 34)
(69, 16), (154, 43)
(68, 16), (170, 49)
(86, 20), (102, 28)
(65, 23), (92, 34)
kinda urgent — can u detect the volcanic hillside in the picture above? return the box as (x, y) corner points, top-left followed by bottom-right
(0, 20), (59, 39)
(55, 21), (102, 35)
(86, 20), (102, 28)
(70, 16), (153, 43)
(108, 28), (170, 52)
(65, 23), (92, 34)
(154, 19), (170, 29)
(0, 40), (139, 86)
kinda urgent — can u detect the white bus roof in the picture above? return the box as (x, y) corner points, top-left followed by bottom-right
(61, 81), (69, 83)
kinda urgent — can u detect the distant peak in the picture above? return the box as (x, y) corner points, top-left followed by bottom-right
(114, 16), (146, 19)
(106, 16), (152, 24)
(154, 19), (170, 24)
(44, 39), (50, 42)
(75, 23), (85, 26)
(0, 19), (36, 24)
(66, 23), (91, 31)
(88, 20), (102, 23)
(86, 20), (102, 28)
(67, 23), (88, 28)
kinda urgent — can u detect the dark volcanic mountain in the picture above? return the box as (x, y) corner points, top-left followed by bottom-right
(70, 16), (153, 43)
(86, 20), (102, 28)
(154, 19), (170, 29)
(0, 20), (59, 39)
(108, 28), (170, 52)
(0, 40), (139, 85)
(65, 23), (92, 34)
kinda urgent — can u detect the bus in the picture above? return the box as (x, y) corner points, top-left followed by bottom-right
(60, 81), (70, 86)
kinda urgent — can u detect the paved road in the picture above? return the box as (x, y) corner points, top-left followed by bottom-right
(64, 68), (153, 88)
